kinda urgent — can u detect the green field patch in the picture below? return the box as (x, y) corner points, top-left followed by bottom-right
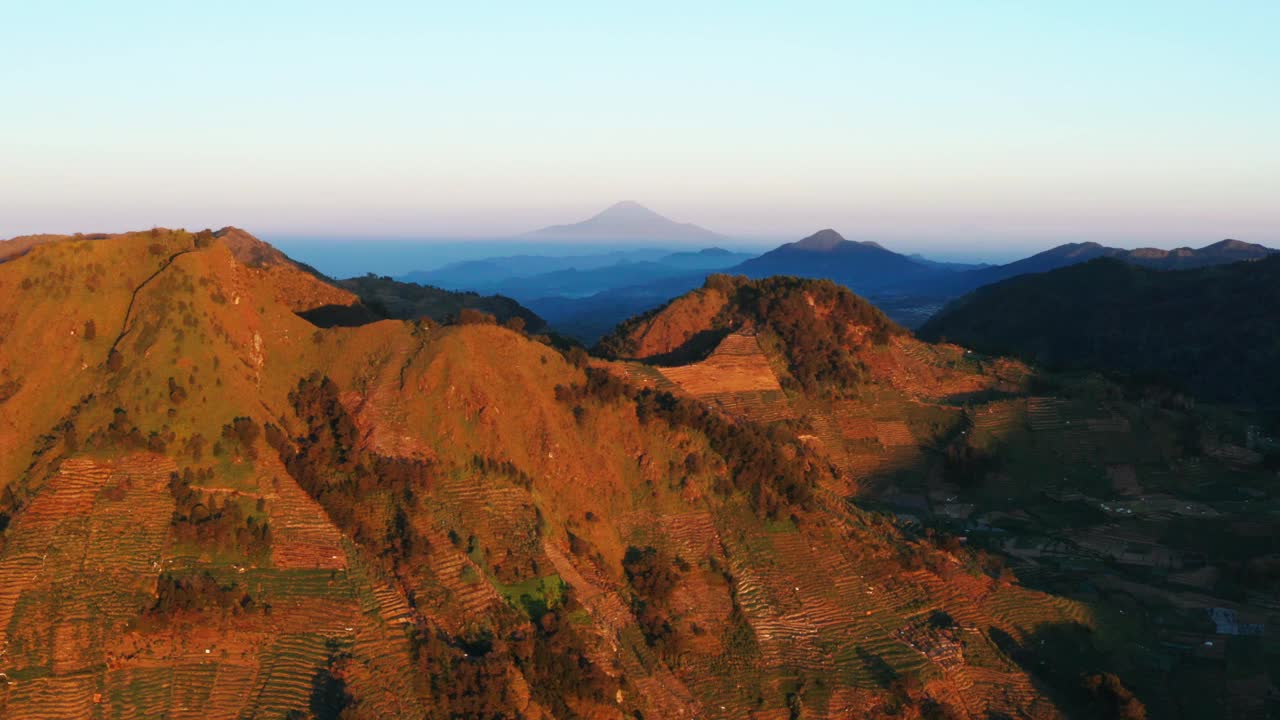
(495, 573), (566, 622)
(764, 516), (797, 534)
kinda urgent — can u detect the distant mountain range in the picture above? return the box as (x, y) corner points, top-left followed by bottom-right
(394, 217), (754, 339)
(401, 248), (673, 291)
(906, 253), (992, 272)
(731, 230), (1276, 299)
(388, 210), (1277, 343)
(525, 200), (726, 242)
(944, 238), (1276, 294)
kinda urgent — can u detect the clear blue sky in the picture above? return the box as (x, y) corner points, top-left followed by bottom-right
(2, 1), (1277, 256)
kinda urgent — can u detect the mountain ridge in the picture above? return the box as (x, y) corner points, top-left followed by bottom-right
(941, 238), (1277, 294)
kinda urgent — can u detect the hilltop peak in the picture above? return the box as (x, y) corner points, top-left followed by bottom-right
(1050, 241), (1106, 254)
(1203, 238), (1260, 252)
(792, 228), (847, 251)
(588, 201), (669, 223)
(729, 228), (933, 296)
(605, 200), (650, 212)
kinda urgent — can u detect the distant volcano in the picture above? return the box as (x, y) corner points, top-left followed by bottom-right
(525, 201), (725, 242)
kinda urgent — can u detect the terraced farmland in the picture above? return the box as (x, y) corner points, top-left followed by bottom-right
(658, 331), (785, 396)
(0, 448), (422, 719)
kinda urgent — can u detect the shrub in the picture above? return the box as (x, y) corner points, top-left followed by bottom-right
(168, 377), (188, 404)
(1082, 672), (1147, 720)
(168, 468), (272, 559)
(624, 546), (681, 653)
(220, 416), (261, 458)
(148, 570), (255, 617)
(557, 368), (821, 518)
(457, 308), (494, 325)
(565, 346), (589, 368)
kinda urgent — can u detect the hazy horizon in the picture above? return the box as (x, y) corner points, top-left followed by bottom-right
(265, 225), (1268, 279)
(4, 3), (1277, 250)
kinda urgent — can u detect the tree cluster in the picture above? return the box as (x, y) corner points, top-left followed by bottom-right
(1082, 672), (1148, 720)
(269, 374), (436, 570)
(94, 408), (172, 453)
(941, 437), (1000, 487)
(557, 368), (824, 518)
(147, 570), (256, 617)
(471, 455), (534, 490)
(457, 308), (496, 325)
(218, 416), (261, 459)
(168, 468), (272, 560)
(305, 639), (359, 720)
(408, 603), (616, 720)
(730, 276), (902, 393)
(623, 545), (682, 654)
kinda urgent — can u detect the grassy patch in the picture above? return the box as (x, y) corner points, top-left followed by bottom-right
(495, 574), (566, 622)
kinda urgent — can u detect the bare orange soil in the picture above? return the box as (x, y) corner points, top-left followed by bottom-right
(624, 287), (728, 359)
(658, 331), (784, 395)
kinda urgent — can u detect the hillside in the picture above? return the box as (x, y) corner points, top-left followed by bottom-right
(919, 256), (1280, 412)
(0, 227), (1104, 720)
(0, 233), (111, 263)
(597, 274), (1280, 718)
(598, 274), (906, 393)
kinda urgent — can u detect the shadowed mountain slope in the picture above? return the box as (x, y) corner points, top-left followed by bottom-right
(933, 238), (1277, 297)
(336, 274), (547, 331)
(919, 255), (1280, 412)
(730, 229), (944, 293)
